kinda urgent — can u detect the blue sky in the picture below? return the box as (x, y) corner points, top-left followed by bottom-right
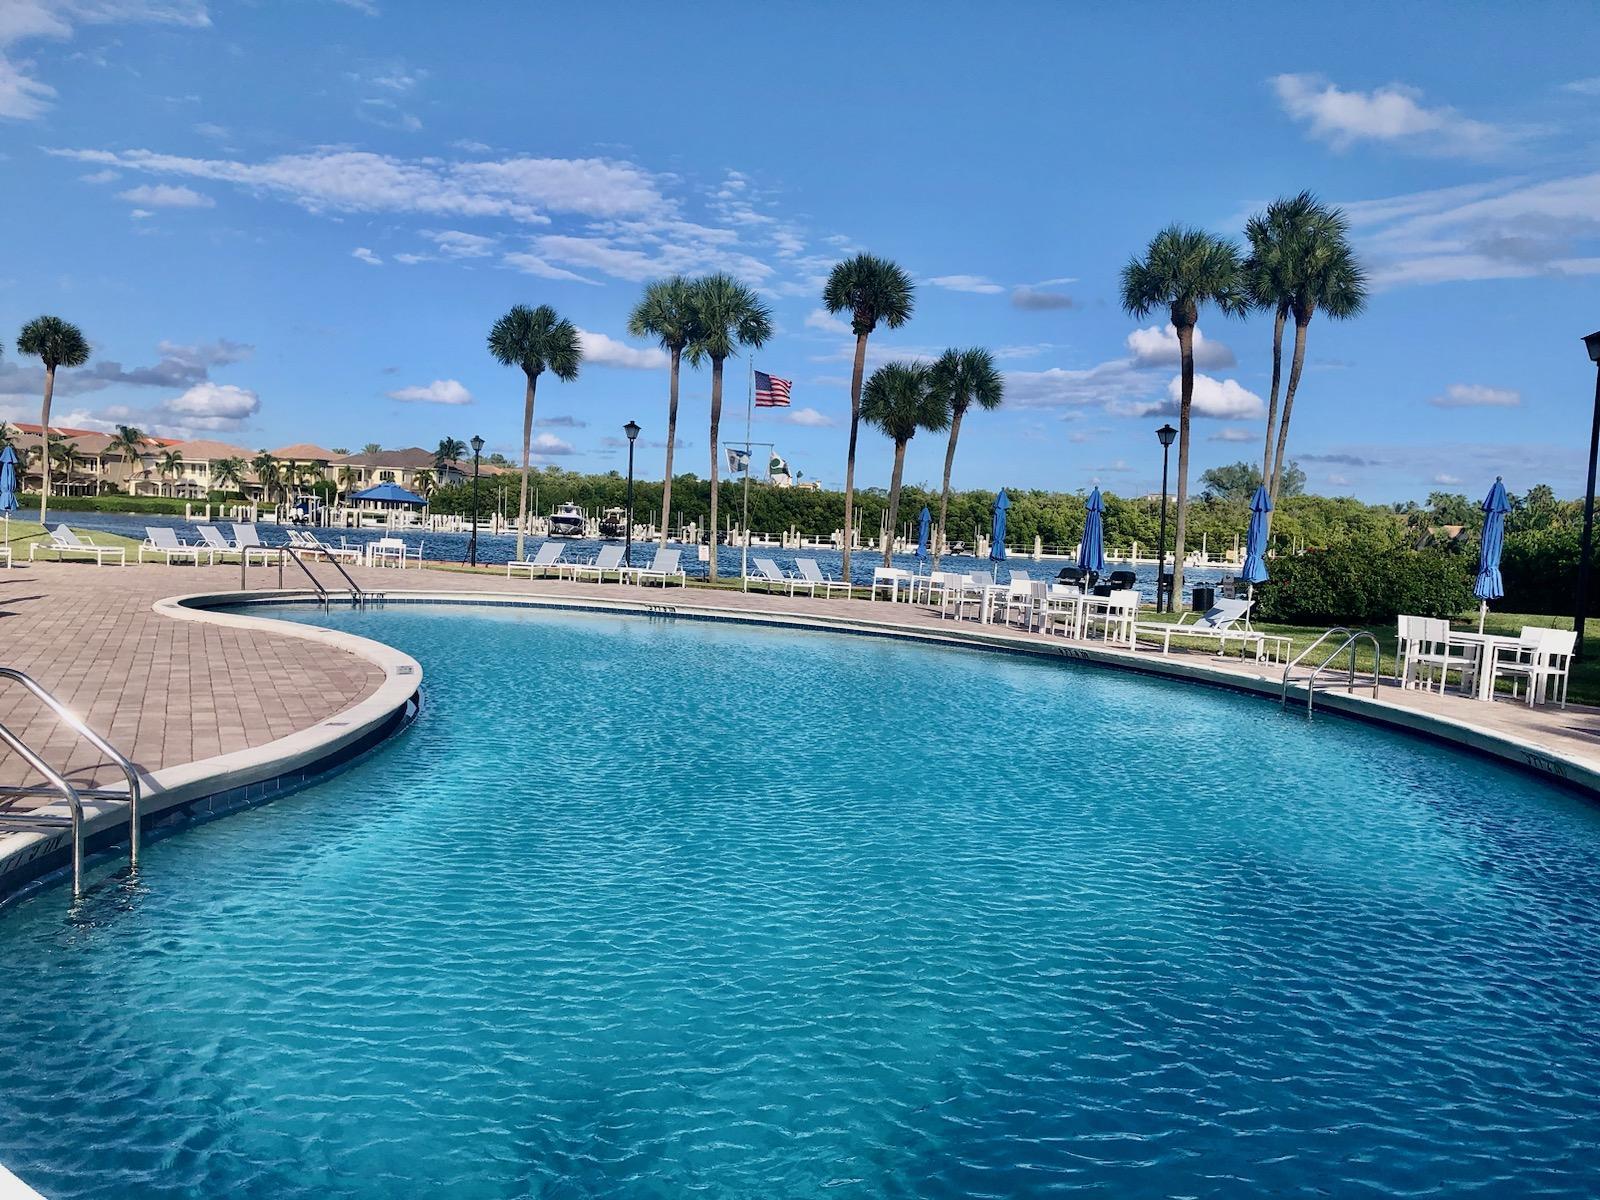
(1, 1), (1597, 502)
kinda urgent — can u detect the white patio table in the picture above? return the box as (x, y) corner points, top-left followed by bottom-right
(1447, 630), (1526, 701)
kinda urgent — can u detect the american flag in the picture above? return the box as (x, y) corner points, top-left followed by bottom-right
(754, 370), (792, 408)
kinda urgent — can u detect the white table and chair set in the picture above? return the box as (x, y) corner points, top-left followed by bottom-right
(1397, 615), (1574, 707)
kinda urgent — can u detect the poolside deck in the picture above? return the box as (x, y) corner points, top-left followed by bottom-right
(3, 558), (1600, 796)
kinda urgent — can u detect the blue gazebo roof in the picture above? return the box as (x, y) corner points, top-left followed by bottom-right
(351, 482), (426, 506)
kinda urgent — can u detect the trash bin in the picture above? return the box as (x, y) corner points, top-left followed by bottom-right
(1191, 585), (1215, 612)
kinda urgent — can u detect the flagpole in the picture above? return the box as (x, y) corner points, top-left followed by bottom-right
(740, 358), (754, 583)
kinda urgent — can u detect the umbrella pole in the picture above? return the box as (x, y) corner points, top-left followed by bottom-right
(1479, 600), (1486, 634)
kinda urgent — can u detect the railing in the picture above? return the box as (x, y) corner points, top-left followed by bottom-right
(239, 545), (368, 606)
(0, 668), (143, 897)
(1281, 626), (1381, 716)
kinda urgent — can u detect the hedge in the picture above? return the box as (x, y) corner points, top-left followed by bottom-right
(1256, 542), (1475, 626)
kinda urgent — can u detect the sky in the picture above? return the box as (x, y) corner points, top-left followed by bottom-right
(1, 0), (1597, 503)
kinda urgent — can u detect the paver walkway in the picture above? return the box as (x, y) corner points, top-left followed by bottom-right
(3, 556), (1600, 794)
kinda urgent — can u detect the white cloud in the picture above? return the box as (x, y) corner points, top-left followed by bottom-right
(1011, 286), (1075, 310)
(502, 251), (598, 285)
(160, 381), (259, 431)
(928, 274), (1004, 295)
(530, 232), (772, 285)
(1272, 73), (1511, 157)
(779, 406), (833, 428)
(118, 183), (213, 208)
(577, 329), (669, 370)
(532, 432), (577, 457)
(1433, 473), (1464, 485)
(423, 229), (495, 258)
(1113, 374), (1264, 420)
(351, 246), (383, 266)
(1562, 77), (1600, 96)
(1209, 425), (1259, 442)
(1429, 383), (1521, 408)
(387, 378), (472, 405)
(1126, 323), (1236, 370)
(804, 308), (850, 335)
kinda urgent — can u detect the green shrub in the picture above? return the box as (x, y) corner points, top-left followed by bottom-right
(1501, 528), (1584, 616)
(19, 492), (204, 515)
(1257, 542), (1474, 626)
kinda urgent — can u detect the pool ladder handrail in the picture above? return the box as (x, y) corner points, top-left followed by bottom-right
(0, 667), (143, 897)
(1280, 626), (1381, 715)
(248, 546), (370, 607)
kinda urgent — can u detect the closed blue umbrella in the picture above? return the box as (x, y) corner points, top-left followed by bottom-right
(0, 445), (18, 549)
(1475, 476), (1510, 632)
(1077, 487), (1106, 577)
(915, 504), (931, 566)
(1240, 485), (1272, 591)
(990, 489), (1009, 575)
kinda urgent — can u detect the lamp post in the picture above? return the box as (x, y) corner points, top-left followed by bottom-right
(1155, 423), (1177, 612)
(467, 434), (484, 568)
(623, 420), (640, 575)
(1576, 333), (1600, 658)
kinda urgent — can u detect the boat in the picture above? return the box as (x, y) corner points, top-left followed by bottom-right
(548, 502), (586, 538)
(598, 506), (628, 539)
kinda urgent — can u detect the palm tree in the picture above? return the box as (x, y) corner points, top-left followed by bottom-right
(16, 315), (91, 524)
(34, 435), (78, 495)
(336, 465), (357, 503)
(861, 362), (947, 567)
(0, 421), (16, 451)
(158, 448), (183, 496)
(1243, 192), (1313, 494)
(361, 442), (382, 456)
(330, 447), (350, 456)
(108, 425), (149, 494)
(252, 451), (282, 506)
(628, 276), (699, 545)
(488, 303), (583, 562)
(685, 273), (772, 581)
(822, 254), (914, 580)
(435, 437), (466, 470)
(1121, 225), (1248, 606)
(1261, 202), (1367, 512)
(928, 348), (1003, 569)
(413, 469), (435, 501)
(212, 456), (245, 496)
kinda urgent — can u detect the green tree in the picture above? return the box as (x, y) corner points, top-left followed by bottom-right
(108, 425), (149, 494)
(1244, 192), (1316, 492)
(16, 315), (91, 524)
(361, 442), (382, 455)
(1199, 459), (1304, 503)
(414, 469), (434, 500)
(629, 276), (700, 545)
(252, 451), (282, 505)
(212, 456), (245, 495)
(158, 448), (183, 496)
(488, 303), (583, 562)
(1259, 197), (1367, 509)
(927, 347), (1003, 569)
(686, 273), (772, 580)
(822, 253), (914, 579)
(861, 362), (947, 566)
(1121, 226), (1247, 605)
(435, 437), (467, 469)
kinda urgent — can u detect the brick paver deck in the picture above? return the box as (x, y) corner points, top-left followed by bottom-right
(3, 555), (1600, 796)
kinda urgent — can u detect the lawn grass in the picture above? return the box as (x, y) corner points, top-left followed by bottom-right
(1, 517), (144, 562)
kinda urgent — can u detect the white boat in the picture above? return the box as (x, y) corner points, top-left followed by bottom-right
(598, 506), (628, 539)
(549, 502), (586, 538)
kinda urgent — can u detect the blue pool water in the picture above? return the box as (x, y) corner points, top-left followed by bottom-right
(2, 605), (1599, 1198)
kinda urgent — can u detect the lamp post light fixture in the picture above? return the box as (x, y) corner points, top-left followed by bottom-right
(1155, 423), (1177, 612)
(468, 434), (485, 568)
(623, 420), (641, 575)
(1575, 332), (1600, 658)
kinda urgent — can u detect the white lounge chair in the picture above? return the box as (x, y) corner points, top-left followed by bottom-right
(196, 525), (240, 561)
(507, 542), (563, 579)
(566, 543), (626, 582)
(746, 557), (807, 595)
(229, 523), (277, 566)
(139, 526), (214, 565)
(628, 547), (685, 587)
(795, 558), (852, 598)
(288, 528), (363, 564)
(29, 525), (125, 566)
(0, 545), (10, 570)
(1133, 597), (1263, 659)
(1490, 627), (1576, 708)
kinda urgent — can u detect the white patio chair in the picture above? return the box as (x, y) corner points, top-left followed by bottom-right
(29, 525), (125, 566)
(871, 567), (909, 601)
(628, 547), (685, 587)
(1491, 627), (1576, 708)
(945, 573), (989, 621)
(195, 525), (240, 561)
(507, 542), (563, 579)
(229, 523), (277, 566)
(795, 558), (852, 598)
(139, 526), (214, 565)
(748, 557), (811, 596)
(1407, 616), (1477, 694)
(1003, 577), (1042, 627)
(567, 544), (626, 582)
(1040, 584), (1084, 638)
(1132, 596), (1258, 657)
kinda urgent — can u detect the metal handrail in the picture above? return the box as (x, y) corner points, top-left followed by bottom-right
(1281, 626), (1380, 715)
(0, 717), (86, 896)
(0, 667), (142, 870)
(279, 546), (332, 604)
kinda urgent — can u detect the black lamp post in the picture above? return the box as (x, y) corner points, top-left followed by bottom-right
(467, 434), (484, 568)
(1155, 423), (1177, 612)
(1576, 333), (1600, 658)
(623, 420), (641, 574)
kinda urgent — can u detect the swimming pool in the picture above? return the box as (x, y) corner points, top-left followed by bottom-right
(2, 604), (1598, 1198)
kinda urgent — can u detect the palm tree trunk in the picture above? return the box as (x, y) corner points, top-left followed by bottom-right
(1269, 314), (1311, 509)
(883, 439), (908, 567)
(659, 345), (680, 546)
(934, 405), (965, 571)
(515, 370), (539, 563)
(1259, 303), (1287, 506)
(707, 357), (724, 581)
(38, 366), (55, 526)
(1172, 323), (1195, 607)
(840, 331), (869, 582)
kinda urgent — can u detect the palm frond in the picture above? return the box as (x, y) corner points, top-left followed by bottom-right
(684, 273), (772, 366)
(861, 362), (946, 443)
(488, 304), (584, 380)
(822, 253), (915, 335)
(16, 315), (91, 370)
